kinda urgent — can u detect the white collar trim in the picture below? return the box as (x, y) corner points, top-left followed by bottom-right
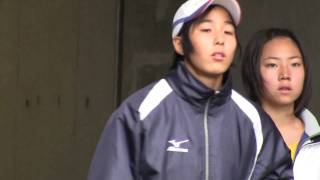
(300, 109), (320, 136)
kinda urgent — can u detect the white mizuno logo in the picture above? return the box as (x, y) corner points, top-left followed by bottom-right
(167, 139), (189, 153)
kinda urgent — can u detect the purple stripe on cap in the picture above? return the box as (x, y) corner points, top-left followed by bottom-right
(172, 0), (212, 29)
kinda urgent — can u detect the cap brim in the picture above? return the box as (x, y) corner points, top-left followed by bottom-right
(212, 0), (241, 26)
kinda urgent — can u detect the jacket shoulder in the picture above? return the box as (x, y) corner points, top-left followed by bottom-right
(117, 79), (173, 121)
(230, 89), (261, 121)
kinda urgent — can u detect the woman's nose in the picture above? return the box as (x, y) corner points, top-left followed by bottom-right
(213, 32), (224, 45)
(278, 65), (290, 80)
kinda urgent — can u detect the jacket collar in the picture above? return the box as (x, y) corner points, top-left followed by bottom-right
(300, 109), (320, 136)
(166, 61), (232, 107)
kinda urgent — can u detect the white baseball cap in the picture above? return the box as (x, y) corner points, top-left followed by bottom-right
(172, 0), (241, 38)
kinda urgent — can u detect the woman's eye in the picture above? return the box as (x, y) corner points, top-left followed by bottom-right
(200, 29), (211, 32)
(265, 63), (277, 68)
(292, 62), (302, 67)
(224, 31), (234, 35)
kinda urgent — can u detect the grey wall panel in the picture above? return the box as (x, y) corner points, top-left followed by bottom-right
(44, 1), (78, 179)
(0, 0), (19, 179)
(16, 0), (78, 180)
(17, 0), (50, 178)
(0, 0), (118, 179)
(75, 0), (118, 179)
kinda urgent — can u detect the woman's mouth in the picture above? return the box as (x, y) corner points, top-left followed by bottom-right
(278, 86), (292, 93)
(212, 52), (225, 60)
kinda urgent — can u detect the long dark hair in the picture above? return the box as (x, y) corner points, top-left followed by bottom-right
(241, 28), (311, 115)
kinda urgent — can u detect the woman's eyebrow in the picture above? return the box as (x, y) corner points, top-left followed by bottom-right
(288, 55), (302, 60)
(262, 56), (281, 61)
(196, 19), (233, 25)
(262, 55), (302, 61)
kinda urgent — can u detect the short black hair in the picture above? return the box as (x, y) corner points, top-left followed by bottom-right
(170, 5), (241, 69)
(241, 28), (311, 115)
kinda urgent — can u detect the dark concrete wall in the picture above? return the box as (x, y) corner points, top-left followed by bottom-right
(0, 0), (118, 179)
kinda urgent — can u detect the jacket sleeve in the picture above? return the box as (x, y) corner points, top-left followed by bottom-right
(87, 110), (141, 180)
(251, 111), (294, 180)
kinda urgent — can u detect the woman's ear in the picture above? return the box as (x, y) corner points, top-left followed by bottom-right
(172, 36), (184, 55)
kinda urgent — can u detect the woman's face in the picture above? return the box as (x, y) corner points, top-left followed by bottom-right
(259, 37), (305, 108)
(185, 6), (237, 86)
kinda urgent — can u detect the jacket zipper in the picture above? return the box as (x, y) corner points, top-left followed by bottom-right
(202, 91), (261, 180)
(204, 97), (211, 180)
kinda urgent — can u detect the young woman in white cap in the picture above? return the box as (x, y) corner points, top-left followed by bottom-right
(88, 1), (293, 179)
(241, 28), (320, 180)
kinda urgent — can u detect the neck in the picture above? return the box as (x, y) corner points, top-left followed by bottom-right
(262, 102), (296, 127)
(197, 74), (223, 91)
(184, 62), (224, 91)
(262, 101), (305, 147)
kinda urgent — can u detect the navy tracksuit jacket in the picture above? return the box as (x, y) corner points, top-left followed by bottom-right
(88, 62), (293, 180)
